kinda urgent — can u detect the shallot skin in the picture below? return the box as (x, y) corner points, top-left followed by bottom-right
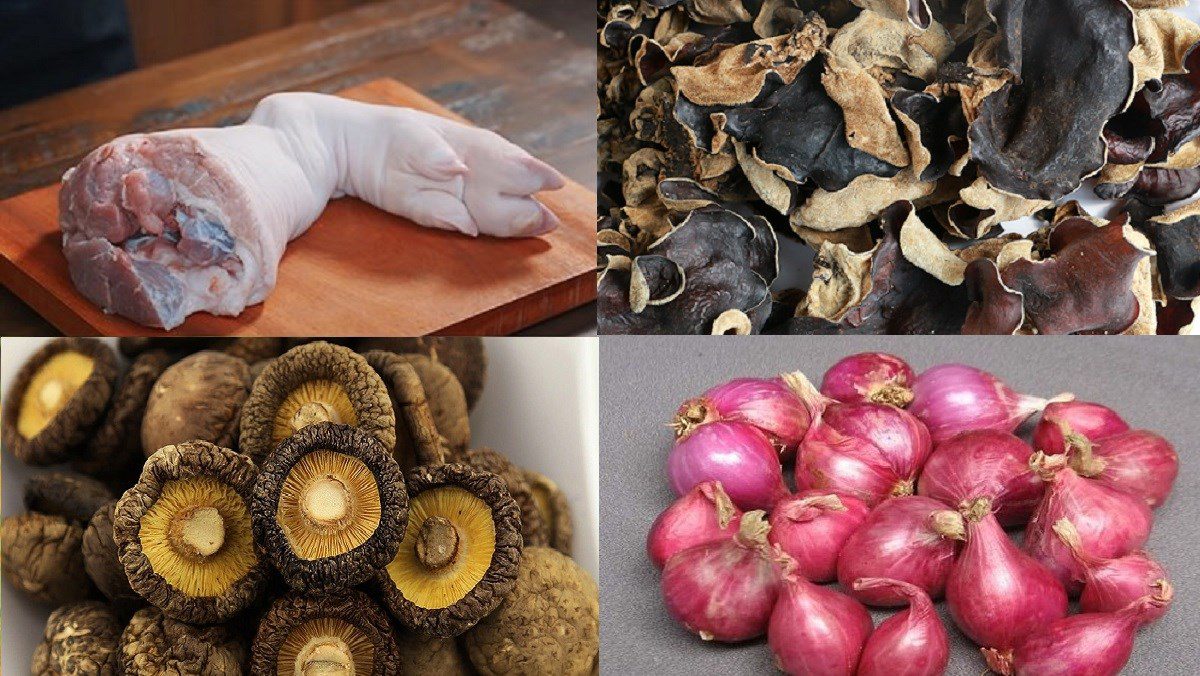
(647, 480), (742, 569)
(947, 509), (1067, 651)
(796, 402), (932, 506)
(837, 496), (963, 607)
(768, 491), (869, 583)
(853, 578), (949, 676)
(820, 352), (916, 407)
(1054, 518), (1173, 624)
(984, 602), (1150, 676)
(673, 374), (820, 453)
(668, 420), (788, 511)
(909, 364), (1057, 444)
(1073, 429), (1179, 508)
(1032, 400), (1129, 454)
(917, 430), (1043, 526)
(768, 572), (873, 676)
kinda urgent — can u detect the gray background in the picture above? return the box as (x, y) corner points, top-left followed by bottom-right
(600, 336), (1200, 675)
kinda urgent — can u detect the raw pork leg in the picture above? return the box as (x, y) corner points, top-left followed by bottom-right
(59, 92), (565, 329)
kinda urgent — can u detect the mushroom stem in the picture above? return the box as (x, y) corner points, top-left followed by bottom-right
(392, 363), (448, 465)
(296, 637), (355, 676)
(415, 516), (460, 571)
(38, 379), (68, 414)
(171, 506), (226, 558)
(301, 476), (352, 528)
(292, 401), (340, 431)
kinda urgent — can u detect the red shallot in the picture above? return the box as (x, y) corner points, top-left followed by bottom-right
(946, 499), (1068, 651)
(647, 480), (742, 569)
(796, 402), (932, 506)
(909, 364), (1070, 444)
(820, 352), (916, 407)
(667, 420), (788, 510)
(982, 597), (1164, 676)
(660, 511), (782, 642)
(1054, 518), (1173, 624)
(768, 491), (869, 583)
(672, 372), (826, 458)
(768, 562), (873, 676)
(1031, 399), (1129, 455)
(837, 496), (964, 607)
(917, 430), (1043, 527)
(1068, 430), (1179, 508)
(853, 578), (949, 676)
(1023, 453), (1153, 590)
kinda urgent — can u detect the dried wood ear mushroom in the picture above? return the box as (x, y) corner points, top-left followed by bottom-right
(120, 606), (248, 675)
(76, 350), (174, 488)
(357, 337), (487, 410)
(32, 601), (122, 675)
(114, 440), (267, 623)
(395, 631), (474, 675)
(463, 546), (599, 676)
(252, 422), (407, 592)
(466, 447), (549, 547)
(525, 469), (574, 557)
(2, 512), (92, 604)
(251, 589), (401, 676)
(378, 463), (523, 637)
(364, 350), (471, 468)
(141, 350), (252, 457)
(2, 337), (117, 465)
(84, 501), (144, 617)
(240, 341), (395, 463)
(24, 470), (114, 524)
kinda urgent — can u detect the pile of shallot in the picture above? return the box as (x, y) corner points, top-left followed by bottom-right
(648, 353), (1179, 675)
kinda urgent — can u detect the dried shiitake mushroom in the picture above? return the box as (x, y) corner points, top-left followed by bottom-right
(240, 341), (395, 463)
(252, 422), (406, 592)
(525, 469), (574, 556)
(83, 501), (144, 617)
(76, 350), (174, 487)
(32, 601), (122, 675)
(364, 350), (471, 468)
(120, 606), (248, 675)
(2, 337), (118, 465)
(219, 337), (286, 363)
(357, 337), (487, 410)
(395, 631), (473, 675)
(25, 471), (114, 524)
(463, 547), (599, 676)
(115, 441), (267, 624)
(251, 589), (401, 675)
(141, 351), (252, 457)
(2, 512), (92, 605)
(378, 462), (523, 637)
(466, 448), (548, 547)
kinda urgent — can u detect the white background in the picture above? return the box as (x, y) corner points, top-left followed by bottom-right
(0, 336), (599, 672)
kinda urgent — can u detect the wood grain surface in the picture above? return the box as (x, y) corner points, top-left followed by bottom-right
(0, 0), (596, 335)
(0, 78), (595, 336)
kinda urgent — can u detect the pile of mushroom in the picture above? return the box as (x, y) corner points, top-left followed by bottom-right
(2, 337), (597, 676)
(598, 0), (1200, 334)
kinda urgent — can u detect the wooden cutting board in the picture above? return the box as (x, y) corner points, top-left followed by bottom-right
(0, 79), (595, 336)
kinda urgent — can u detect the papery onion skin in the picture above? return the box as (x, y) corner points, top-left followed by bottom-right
(647, 480), (743, 569)
(796, 402), (932, 507)
(821, 352), (916, 408)
(768, 568), (873, 676)
(1070, 430), (1179, 508)
(917, 430), (1043, 527)
(837, 496), (964, 607)
(768, 491), (869, 583)
(1054, 518), (1173, 624)
(909, 364), (1065, 444)
(853, 577), (949, 676)
(1031, 400), (1129, 455)
(661, 511), (781, 642)
(1024, 454), (1154, 591)
(668, 420), (789, 511)
(672, 372), (826, 457)
(946, 503), (1068, 651)
(982, 599), (1159, 676)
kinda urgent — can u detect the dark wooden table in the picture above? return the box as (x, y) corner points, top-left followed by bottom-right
(0, 0), (596, 336)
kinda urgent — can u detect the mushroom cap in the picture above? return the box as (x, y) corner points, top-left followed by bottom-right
(2, 337), (118, 465)
(240, 341), (395, 463)
(378, 463), (523, 637)
(83, 501), (145, 616)
(356, 337), (487, 410)
(24, 470), (114, 524)
(395, 631), (473, 675)
(114, 440), (267, 624)
(363, 350), (471, 468)
(250, 589), (401, 676)
(252, 422), (407, 592)
(140, 351), (252, 457)
(464, 547), (599, 676)
(1, 512), (93, 605)
(465, 448), (548, 547)
(33, 601), (122, 675)
(525, 469), (574, 557)
(120, 606), (248, 675)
